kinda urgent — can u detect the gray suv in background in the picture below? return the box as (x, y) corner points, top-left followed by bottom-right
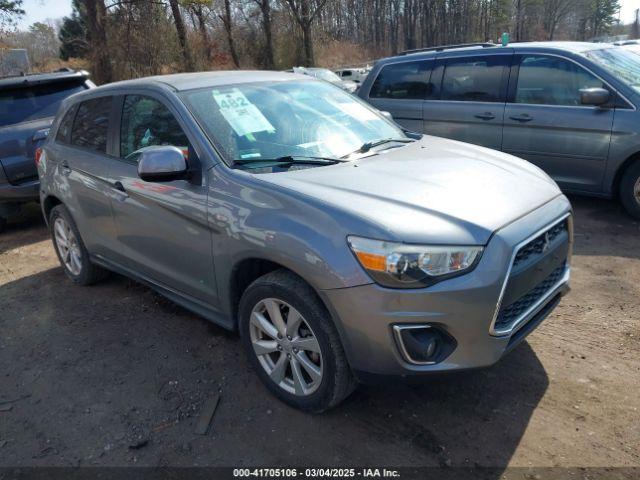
(358, 42), (640, 218)
(0, 69), (93, 231)
(39, 72), (572, 412)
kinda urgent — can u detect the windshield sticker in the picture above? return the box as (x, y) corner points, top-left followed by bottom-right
(212, 89), (275, 137)
(334, 101), (379, 122)
(239, 150), (262, 159)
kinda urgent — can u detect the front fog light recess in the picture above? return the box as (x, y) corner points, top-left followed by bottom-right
(348, 236), (482, 288)
(393, 325), (456, 365)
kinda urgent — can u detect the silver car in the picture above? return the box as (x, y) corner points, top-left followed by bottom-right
(358, 41), (640, 219)
(38, 72), (572, 412)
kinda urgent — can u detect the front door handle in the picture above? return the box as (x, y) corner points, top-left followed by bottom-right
(61, 161), (71, 175)
(509, 114), (533, 122)
(113, 181), (126, 193)
(474, 112), (496, 120)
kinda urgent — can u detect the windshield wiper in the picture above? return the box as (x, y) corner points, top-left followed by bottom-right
(232, 155), (347, 168)
(341, 138), (415, 159)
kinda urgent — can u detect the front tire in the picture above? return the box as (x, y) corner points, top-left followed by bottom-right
(49, 205), (108, 285)
(0, 216), (6, 234)
(620, 160), (640, 220)
(239, 270), (356, 413)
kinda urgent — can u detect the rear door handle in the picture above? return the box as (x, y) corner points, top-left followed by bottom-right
(474, 112), (496, 120)
(509, 114), (533, 122)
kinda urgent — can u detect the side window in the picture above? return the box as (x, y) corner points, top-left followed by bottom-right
(70, 97), (112, 153)
(55, 106), (76, 144)
(120, 95), (189, 160)
(370, 60), (433, 100)
(342, 71), (352, 78)
(515, 55), (604, 106)
(441, 56), (507, 102)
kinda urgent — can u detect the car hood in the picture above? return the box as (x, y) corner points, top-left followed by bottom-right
(255, 136), (563, 245)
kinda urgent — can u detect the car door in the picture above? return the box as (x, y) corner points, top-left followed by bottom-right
(364, 59), (435, 132)
(106, 93), (216, 304)
(52, 96), (119, 258)
(502, 54), (614, 192)
(422, 53), (511, 150)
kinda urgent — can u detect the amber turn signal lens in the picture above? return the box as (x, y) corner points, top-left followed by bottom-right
(354, 251), (386, 272)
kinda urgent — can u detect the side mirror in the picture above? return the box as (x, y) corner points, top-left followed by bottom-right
(580, 87), (610, 106)
(379, 111), (394, 121)
(137, 146), (188, 182)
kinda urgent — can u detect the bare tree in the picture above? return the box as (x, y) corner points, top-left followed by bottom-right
(219, 0), (240, 67)
(283, 0), (329, 66)
(168, 0), (195, 71)
(79, 0), (112, 84)
(253, 0), (274, 68)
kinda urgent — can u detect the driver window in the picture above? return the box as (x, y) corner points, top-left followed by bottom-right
(515, 55), (604, 106)
(120, 95), (189, 160)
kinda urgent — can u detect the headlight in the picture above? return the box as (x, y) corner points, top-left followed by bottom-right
(348, 236), (483, 289)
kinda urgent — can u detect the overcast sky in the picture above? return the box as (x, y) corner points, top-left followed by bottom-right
(15, 0), (640, 30)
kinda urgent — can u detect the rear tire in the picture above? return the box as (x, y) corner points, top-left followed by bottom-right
(49, 204), (108, 285)
(620, 160), (640, 220)
(0, 216), (6, 234)
(238, 270), (356, 413)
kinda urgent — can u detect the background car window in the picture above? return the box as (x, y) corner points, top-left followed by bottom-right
(70, 96), (112, 153)
(515, 56), (604, 106)
(120, 95), (189, 160)
(0, 82), (86, 128)
(441, 56), (506, 102)
(370, 61), (433, 99)
(55, 106), (76, 143)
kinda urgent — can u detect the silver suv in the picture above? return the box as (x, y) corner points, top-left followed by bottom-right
(38, 72), (572, 412)
(358, 42), (640, 218)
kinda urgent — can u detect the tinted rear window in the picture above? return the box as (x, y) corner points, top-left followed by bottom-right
(370, 61), (433, 99)
(441, 56), (508, 102)
(0, 82), (86, 128)
(71, 96), (112, 153)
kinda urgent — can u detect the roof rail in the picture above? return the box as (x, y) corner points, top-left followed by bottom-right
(400, 43), (497, 55)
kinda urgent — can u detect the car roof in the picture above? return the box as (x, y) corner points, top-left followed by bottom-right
(0, 69), (88, 88)
(94, 70), (312, 93)
(381, 41), (613, 63)
(0, 69), (90, 90)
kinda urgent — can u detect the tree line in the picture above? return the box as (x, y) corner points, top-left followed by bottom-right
(1, 0), (629, 84)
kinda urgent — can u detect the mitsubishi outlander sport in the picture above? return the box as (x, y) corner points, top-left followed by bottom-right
(38, 71), (573, 412)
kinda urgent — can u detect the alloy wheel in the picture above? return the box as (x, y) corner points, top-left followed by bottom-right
(634, 177), (640, 206)
(249, 298), (323, 396)
(53, 217), (82, 276)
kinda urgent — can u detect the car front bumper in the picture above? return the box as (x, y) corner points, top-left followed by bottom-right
(320, 195), (572, 382)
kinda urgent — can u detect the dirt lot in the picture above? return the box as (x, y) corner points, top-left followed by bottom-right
(0, 196), (638, 470)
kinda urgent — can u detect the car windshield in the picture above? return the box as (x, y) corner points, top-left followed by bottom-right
(0, 81), (86, 128)
(584, 47), (640, 93)
(310, 69), (342, 82)
(180, 80), (405, 167)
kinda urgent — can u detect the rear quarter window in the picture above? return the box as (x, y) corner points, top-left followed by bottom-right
(0, 82), (87, 128)
(370, 60), (433, 100)
(70, 96), (112, 153)
(55, 106), (77, 143)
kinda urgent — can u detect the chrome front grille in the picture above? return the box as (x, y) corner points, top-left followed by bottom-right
(491, 215), (571, 336)
(494, 263), (566, 331)
(512, 219), (568, 268)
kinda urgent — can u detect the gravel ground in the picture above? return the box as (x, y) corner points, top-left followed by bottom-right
(0, 196), (638, 469)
